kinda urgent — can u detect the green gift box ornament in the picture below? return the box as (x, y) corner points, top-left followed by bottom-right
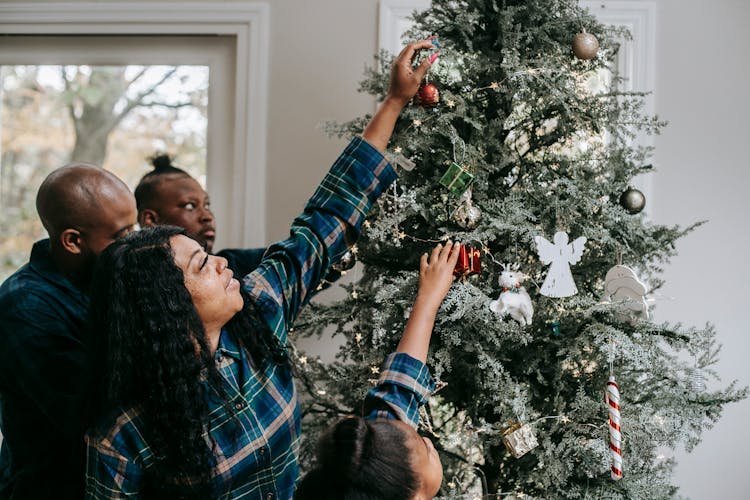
(439, 162), (474, 196)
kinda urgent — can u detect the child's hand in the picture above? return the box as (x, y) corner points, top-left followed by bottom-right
(386, 38), (439, 107)
(416, 241), (461, 310)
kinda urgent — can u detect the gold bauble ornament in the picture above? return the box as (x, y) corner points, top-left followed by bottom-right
(572, 30), (599, 60)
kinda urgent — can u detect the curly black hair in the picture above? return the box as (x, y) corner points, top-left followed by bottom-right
(294, 416), (419, 500)
(86, 225), (287, 496)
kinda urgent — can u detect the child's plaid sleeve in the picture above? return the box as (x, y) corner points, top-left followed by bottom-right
(362, 352), (436, 429)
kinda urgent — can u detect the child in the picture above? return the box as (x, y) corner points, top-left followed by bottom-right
(295, 241), (461, 500)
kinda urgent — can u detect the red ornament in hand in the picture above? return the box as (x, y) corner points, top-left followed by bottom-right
(416, 82), (440, 107)
(453, 245), (481, 278)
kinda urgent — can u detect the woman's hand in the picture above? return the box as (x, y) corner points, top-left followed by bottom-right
(386, 38), (439, 107)
(362, 38), (439, 151)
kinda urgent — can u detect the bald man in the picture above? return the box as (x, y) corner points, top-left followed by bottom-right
(0, 164), (137, 499)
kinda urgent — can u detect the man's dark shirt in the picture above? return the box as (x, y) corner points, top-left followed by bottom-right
(216, 247), (266, 279)
(0, 240), (89, 499)
(217, 248), (341, 290)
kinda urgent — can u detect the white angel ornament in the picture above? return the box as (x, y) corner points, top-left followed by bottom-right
(535, 231), (587, 298)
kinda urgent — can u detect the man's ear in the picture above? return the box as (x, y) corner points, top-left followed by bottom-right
(60, 228), (83, 255)
(140, 209), (160, 227)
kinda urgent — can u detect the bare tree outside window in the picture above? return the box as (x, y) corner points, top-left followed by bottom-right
(0, 64), (208, 280)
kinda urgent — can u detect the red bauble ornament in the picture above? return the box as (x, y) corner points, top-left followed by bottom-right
(416, 82), (440, 107)
(572, 30), (599, 60)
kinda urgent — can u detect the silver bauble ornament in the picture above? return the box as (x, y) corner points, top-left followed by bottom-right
(619, 187), (646, 214)
(332, 250), (356, 272)
(572, 30), (599, 60)
(452, 201), (482, 229)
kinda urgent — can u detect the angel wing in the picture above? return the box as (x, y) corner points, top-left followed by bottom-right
(534, 235), (556, 265)
(568, 236), (587, 265)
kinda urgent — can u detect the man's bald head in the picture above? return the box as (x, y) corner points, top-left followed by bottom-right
(36, 163), (130, 238)
(36, 164), (137, 270)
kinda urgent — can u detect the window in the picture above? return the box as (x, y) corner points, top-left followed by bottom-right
(0, 2), (270, 279)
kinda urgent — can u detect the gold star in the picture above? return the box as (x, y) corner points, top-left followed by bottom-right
(398, 231), (406, 240)
(355, 333), (363, 343)
(394, 146), (403, 154)
(350, 244), (359, 255)
(363, 220), (371, 229)
(490, 81), (500, 90)
(370, 366), (380, 374)
(446, 99), (456, 108)
(351, 290), (359, 299)
(298, 356), (308, 365)
(412, 119), (422, 127)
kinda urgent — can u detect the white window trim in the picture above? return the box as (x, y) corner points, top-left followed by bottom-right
(580, 1), (656, 204)
(378, 0), (430, 56)
(379, 0), (656, 207)
(0, 1), (270, 247)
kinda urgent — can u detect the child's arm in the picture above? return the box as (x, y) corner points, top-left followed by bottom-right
(362, 242), (460, 426)
(397, 241), (461, 362)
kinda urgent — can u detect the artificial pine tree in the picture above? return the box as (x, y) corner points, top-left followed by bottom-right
(294, 0), (746, 497)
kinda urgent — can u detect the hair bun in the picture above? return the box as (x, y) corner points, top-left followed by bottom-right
(151, 154), (174, 171)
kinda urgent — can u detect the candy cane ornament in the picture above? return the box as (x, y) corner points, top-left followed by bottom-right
(606, 375), (623, 480)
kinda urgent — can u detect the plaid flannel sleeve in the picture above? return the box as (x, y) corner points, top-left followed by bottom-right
(243, 136), (396, 342)
(362, 352), (436, 430)
(83, 406), (159, 499)
(84, 432), (146, 499)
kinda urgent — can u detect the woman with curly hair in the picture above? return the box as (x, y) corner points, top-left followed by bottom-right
(83, 39), (439, 499)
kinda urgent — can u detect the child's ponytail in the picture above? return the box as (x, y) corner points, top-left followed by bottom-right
(294, 416), (419, 500)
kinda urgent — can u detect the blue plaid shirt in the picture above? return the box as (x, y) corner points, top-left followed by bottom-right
(84, 136), (396, 499)
(0, 239), (90, 499)
(363, 353), (436, 429)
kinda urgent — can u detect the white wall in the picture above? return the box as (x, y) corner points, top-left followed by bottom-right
(265, 0), (381, 242)
(651, 1), (750, 499)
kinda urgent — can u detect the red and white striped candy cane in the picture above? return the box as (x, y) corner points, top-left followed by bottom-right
(606, 375), (623, 480)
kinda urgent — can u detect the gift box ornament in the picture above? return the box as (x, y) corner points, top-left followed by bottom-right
(453, 245), (481, 278)
(502, 421), (539, 458)
(439, 162), (474, 196)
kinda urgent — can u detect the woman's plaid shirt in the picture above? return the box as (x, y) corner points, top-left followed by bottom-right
(84, 137), (396, 499)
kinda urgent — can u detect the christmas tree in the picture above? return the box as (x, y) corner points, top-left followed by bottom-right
(294, 0), (746, 497)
